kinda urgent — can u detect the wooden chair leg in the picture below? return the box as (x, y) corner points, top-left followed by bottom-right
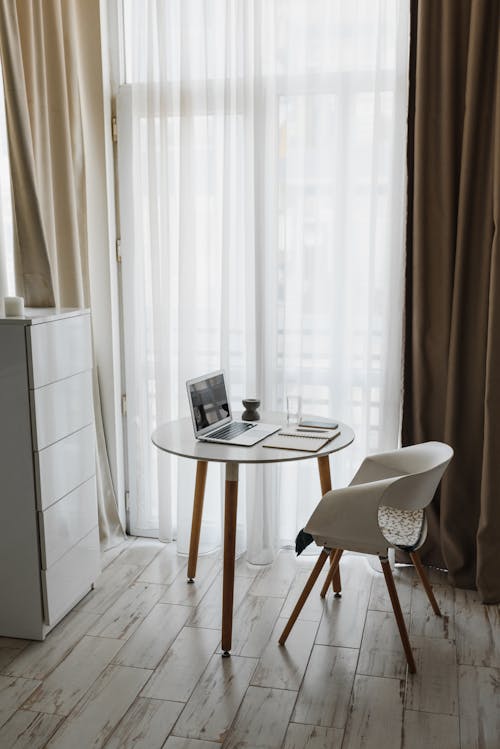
(279, 549), (329, 646)
(317, 455), (342, 596)
(332, 559), (342, 595)
(409, 551), (442, 616)
(320, 549), (343, 598)
(380, 555), (416, 674)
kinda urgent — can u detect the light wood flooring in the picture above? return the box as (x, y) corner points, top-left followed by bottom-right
(0, 538), (499, 749)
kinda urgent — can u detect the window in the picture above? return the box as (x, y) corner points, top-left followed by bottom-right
(115, 1), (409, 553)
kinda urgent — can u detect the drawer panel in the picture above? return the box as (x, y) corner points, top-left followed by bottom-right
(42, 526), (100, 626)
(36, 424), (95, 511)
(28, 314), (92, 388)
(32, 370), (93, 450)
(39, 476), (98, 569)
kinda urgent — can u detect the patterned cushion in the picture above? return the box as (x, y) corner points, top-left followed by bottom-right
(377, 505), (424, 549)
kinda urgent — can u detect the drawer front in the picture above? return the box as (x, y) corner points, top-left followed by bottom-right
(42, 526), (100, 626)
(32, 370), (93, 450)
(39, 476), (98, 569)
(29, 314), (92, 388)
(36, 424), (95, 510)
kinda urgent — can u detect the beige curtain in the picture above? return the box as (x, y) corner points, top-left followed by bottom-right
(0, 1), (54, 306)
(403, 0), (500, 603)
(0, 0), (124, 547)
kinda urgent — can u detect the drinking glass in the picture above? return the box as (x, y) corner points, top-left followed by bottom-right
(286, 395), (302, 424)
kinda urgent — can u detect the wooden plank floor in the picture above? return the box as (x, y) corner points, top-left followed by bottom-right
(0, 538), (498, 748)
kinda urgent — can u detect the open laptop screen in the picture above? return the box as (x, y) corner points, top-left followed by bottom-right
(188, 372), (230, 432)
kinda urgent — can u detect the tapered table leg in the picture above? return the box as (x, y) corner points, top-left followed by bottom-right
(317, 455), (342, 595)
(187, 460), (208, 582)
(222, 462), (239, 656)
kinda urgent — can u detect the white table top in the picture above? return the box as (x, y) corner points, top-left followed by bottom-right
(152, 412), (355, 464)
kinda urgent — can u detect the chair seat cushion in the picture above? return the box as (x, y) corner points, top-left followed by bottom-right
(378, 505), (424, 549)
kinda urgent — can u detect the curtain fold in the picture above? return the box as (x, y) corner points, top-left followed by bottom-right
(0, 0), (124, 548)
(0, 1), (55, 307)
(0, 55), (12, 303)
(119, 0), (410, 561)
(403, 0), (500, 602)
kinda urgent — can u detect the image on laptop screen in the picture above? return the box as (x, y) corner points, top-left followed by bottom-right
(188, 372), (230, 431)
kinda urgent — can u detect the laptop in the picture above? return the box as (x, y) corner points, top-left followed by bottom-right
(186, 370), (280, 446)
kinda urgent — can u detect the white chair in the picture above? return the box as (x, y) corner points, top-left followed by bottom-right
(279, 441), (453, 673)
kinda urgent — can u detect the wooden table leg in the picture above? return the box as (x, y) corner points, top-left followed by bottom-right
(222, 462), (239, 656)
(317, 455), (342, 596)
(187, 460), (208, 582)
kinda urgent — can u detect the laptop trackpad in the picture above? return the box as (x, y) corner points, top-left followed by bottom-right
(236, 424), (279, 445)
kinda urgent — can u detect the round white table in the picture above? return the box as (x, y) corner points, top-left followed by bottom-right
(152, 411), (355, 655)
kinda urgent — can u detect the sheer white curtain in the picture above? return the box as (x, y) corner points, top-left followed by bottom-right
(117, 0), (410, 563)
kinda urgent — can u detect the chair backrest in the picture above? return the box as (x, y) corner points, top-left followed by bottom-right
(352, 442), (453, 512)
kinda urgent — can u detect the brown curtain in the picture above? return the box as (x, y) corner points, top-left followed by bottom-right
(403, 0), (500, 603)
(0, 0), (125, 547)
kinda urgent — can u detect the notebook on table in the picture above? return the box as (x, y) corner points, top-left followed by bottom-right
(186, 370), (280, 446)
(263, 427), (341, 452)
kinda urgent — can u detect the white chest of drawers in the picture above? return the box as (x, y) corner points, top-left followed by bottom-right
(0, 308), (100, 640)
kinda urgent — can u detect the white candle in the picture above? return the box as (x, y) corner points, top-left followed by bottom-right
(4, 296), (25, 317)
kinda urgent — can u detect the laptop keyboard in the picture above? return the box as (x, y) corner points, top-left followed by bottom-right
(208, 422), (254, 440)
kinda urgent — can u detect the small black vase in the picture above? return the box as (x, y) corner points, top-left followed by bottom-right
(241, 398), (261, 421)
